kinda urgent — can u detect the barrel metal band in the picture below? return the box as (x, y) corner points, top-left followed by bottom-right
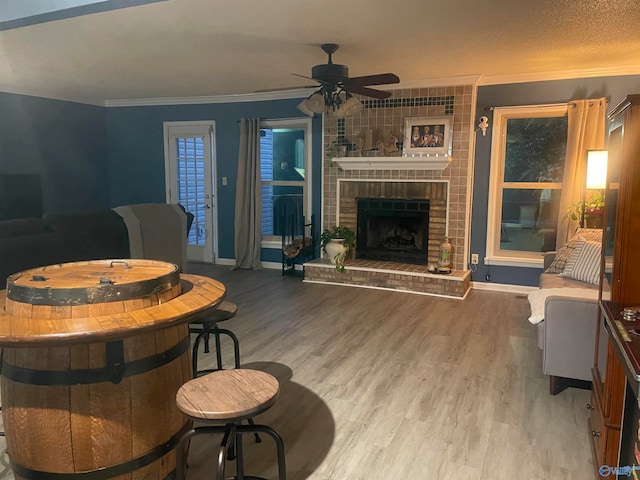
(9, 421), (190, 480)
(0, 335), (189, 386)
(6, 269), (180, 305)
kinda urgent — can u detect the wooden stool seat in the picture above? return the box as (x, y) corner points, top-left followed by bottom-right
(194, 300), (237, 325)
(176, 369), (279, 422)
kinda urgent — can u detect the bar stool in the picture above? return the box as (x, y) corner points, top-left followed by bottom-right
(190, 300), (241, 376)
(175, 369), (286, 480)
(190, 300), (261, 444)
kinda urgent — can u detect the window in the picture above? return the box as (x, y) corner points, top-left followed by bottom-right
(175, 136), (206, 246)
(260, 118), (312, 246)
(486, 105), (568, 267)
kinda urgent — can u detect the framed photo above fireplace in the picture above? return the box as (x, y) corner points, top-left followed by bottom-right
(403, 116), (453, 157)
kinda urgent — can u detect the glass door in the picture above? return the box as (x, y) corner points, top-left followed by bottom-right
(164, 122), (216, 263)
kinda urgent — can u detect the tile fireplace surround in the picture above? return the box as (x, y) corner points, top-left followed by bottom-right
(305, 85), (474, 298)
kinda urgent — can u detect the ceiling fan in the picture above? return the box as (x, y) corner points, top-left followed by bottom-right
(295, 43), (400, 116)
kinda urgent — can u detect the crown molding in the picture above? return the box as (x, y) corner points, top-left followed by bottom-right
(4, 66), (639, 108)
(104, 76), (483, 108)
(478, 64), (640, 86)
(395, 75), (482, 89)
(104, 88), (312, 107)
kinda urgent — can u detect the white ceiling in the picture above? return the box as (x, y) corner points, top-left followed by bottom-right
(1, 0), (640, 105)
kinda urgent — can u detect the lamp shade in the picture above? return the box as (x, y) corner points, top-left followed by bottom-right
(586, 149), (608, 189)
(304, 91), (325, 114)
(296, 99), (315, 117)
(341, 95), (363, 116)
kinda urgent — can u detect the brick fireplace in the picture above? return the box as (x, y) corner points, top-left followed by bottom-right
(304, 84), (474, 298)
(339, 180), (447, 266)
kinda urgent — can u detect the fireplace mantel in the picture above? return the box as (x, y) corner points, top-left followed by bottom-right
(332, 156), (451, 171)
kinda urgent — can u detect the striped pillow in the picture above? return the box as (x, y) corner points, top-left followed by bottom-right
(544, 228), (602, 274)
(560, 239), (601, 285)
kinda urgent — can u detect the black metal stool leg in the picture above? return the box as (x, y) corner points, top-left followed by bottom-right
(247, 418), (262, 443)
(236, 424), (286, 480)
(215, 328), (241, 369)
(191, 330), (207, 378)
(176, 428), (199, 480)
(213, 324), (224, 370)
(202, 322), (212, 354)
(227, 429), (237, 461)
(235, 429), (245, 480)
(191, 325), (240, 376)
(217, 427), (233, 480)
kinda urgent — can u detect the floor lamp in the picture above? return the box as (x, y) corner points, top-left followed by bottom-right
(581, 149), (608, 228)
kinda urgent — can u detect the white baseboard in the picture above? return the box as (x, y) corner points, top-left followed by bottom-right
(207, 259), (301, 271)
(216, 258), (235, 266)
(471, 281), (537, 294)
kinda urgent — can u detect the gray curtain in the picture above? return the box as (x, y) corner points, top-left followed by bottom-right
(556, 98), (607, 248)
(233, 118), (262, 270)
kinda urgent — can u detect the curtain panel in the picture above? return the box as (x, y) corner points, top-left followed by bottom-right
(233, 118), (262, 270)
(556, 98), (607, 248)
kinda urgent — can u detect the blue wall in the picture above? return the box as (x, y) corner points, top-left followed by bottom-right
(105, 99), (322, 260)
(0, 92), (109, 214)
(471, 75), (640, 286)
(6, 74), (637, 278)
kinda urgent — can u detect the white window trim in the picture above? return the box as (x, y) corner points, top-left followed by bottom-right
(485, 104), (568, 268)
(260, 117), (313, 247)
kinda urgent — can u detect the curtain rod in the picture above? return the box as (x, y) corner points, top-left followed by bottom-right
(485, 99), (608, 111)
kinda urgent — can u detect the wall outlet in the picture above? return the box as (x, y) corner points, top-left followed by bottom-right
(471, 253), (479, 265)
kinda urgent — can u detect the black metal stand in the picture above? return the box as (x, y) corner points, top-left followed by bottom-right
(282, 214), (316, 278)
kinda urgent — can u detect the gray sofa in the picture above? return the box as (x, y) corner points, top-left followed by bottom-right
(537, 252), (607, 395)
(1, 203), (190, 287)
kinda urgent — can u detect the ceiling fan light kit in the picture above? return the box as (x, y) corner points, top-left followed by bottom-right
(295, 43), (399, 117)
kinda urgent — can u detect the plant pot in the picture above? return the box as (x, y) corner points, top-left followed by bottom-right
(324, 238), (347, 265)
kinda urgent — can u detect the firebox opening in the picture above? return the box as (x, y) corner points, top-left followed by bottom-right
(356, 198), (430, 265)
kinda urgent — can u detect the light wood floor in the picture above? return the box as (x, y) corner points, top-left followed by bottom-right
(0, 264), (595, 480)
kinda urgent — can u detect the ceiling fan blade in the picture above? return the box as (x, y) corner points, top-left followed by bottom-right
(348, 85), (392, 99)
(291, 73), (316, 81)
(345, 73), (400, 87)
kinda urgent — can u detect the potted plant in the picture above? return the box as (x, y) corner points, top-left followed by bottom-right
(320, 225), (356, 273)
(566, 191), (605, 227)
(325, 138), (348, 170)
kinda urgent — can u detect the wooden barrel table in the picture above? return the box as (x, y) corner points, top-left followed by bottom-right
(0, 259), (226, 480)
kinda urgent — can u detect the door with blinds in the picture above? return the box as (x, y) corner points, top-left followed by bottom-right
(163, 121), (216, 263)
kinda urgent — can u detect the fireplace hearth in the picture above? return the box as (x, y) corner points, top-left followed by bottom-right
(356, 198), (430, 265)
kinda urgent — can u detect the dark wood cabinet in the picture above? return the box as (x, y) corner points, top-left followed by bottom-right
(589, 94), (640, 478)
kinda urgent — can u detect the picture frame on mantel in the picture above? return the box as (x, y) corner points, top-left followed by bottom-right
(403, 116), (453, 157)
